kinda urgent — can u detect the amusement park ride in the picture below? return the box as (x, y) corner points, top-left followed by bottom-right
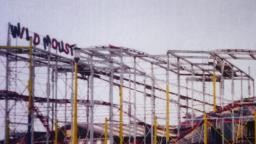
(0, 23), (256, 144)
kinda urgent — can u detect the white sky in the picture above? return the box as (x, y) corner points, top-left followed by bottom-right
(1, 0), (256, 54)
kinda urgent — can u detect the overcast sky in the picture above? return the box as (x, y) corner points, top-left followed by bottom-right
(1, 0), (256, 54)
(1, 0), (256, 139)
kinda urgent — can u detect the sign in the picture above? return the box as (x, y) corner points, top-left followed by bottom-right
(9, 23), (75, 56)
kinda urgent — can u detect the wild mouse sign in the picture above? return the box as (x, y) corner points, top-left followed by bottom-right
(9, 23), (75, 57)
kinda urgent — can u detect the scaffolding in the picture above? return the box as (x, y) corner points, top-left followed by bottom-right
(0, 24), (256, 144)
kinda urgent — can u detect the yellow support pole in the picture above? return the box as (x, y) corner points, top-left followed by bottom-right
(54, 120), (58, 144)
(212, 72), (217, 112)
(154, 115), (157, 144)
(104, 118), (108, 144)
(120, 82), (123, 144)
(166, 83), (170, 143)
(204, 113), (208, 144)
(72, 62), (78, 144)
(254, 112), (256, 144)
(27, 39), (33, 144)
(5, 119), (10, 144)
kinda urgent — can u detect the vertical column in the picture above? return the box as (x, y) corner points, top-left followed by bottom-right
(240, 71), (244, 141)
(191, 65), (195, 143)
(202, 71), (206, 112)
(72, 55), (79, 144)
(70, 61), (74, 143)
(104, 118), (108, 144)
(220, 61), (225, 144)
(128, 73), (131, 144)
(177, 58), (181, 137)
(166, 54), (170, 143)
(89, 55), (94, 144)
(86, 78), (89, 132)
(64, 72), (67, 143)
(231, 67), (235, 143)
(186, 79), (189, 116)
(109, 61), (114, 144)
(46, 45), (51, 144)
(119, 80), (123, 144)
(133, 57), (137, 144)
(119, 52), (124, 144)
(151, 63), (155, 144)
(154, 115), (157, 144)
(212, 72), (217, 112)
(212, 59), (217, 113)
(51, 69), (55, 131)
(248, 67), (251, 97)
(54, 60), (58, 144)
(5, 25), (11, 144)
(27, 38), (34, 144)
(143, 77), (147, 144)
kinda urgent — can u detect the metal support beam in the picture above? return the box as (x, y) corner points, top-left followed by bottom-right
(119, 53), (123, 144)
(177, 58), (181, 137)
(27, 39), (34, 144)
(89, 56), (94, 144)
(54, 57), (58, 144)
(220, 61), (225, 144)
(46, 45), (51, 144)
(109, 62), (114, 144)
(143, 77), (147, 144)
(151, 63), (155, 144)
(104, 118), (108, 144)
(133, 57), (137, 144)
(231, 66), (235, 143)
(71, 60), (78, 144)
(4, 27), (11, 144)
(166, 54), (170, 143)
(212, 71), (217, 112)
(154, 115), (157, 144)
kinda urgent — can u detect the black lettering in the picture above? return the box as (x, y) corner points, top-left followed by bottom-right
(69, 44), (75, 56)
(59, 41), (65, 53)
(9, 23), (21, 38)
(43, 35), (51, 50)
(52, 38), (59, 49)
(64, 43), (70, 54)
(20, 27), (26, 39)
(33, 33), (40, 45)
(25, 28), (31, 41)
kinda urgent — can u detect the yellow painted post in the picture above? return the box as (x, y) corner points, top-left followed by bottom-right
(120, 82), (123, 144)
(5, 119), (9, 144)
(54, 120), (58, 144)
(72, 62), (78, 144)
(104, 118), (108, 144)
(154, 115), (157, 144)
(204, 113), (208, 144)
(212, 72), (217, 112)
(166, 83), (170, 143)
(27, 39), (33, 144)
(254, 112), (256, 144)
